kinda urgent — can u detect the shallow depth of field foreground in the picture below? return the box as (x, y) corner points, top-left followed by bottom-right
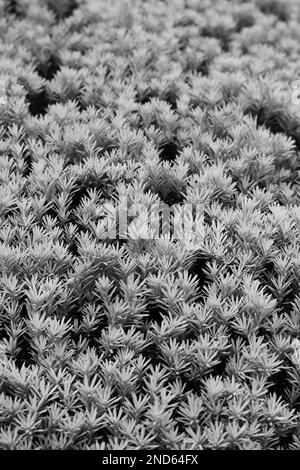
(1, 0), (300, 450)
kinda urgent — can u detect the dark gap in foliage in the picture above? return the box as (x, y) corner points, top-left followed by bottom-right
(1, 210), (16, 220)
(15, 334), (32, 367)
(261, 266), (298, 313)
(115, 239), (128, 249)
(177, 37), (189, 52)
(163, 93), (178, 111)
(85, 429), (110, 447)
(35, 55), (61, 80)
(45, 206), (59, 221)
(139, 92), (177, 111)
(235, 17), (256, 33)
(159, 141), (179, 162)
(46, 0), (79, 20)
(67, 305), (83, 326)
(76, 97), (89, 112)
(68, 307), (88, 347)
(220, 38), (231, 53)
(188, 255), (211, 293)
(139, 95), (151, 105)
(258, 0), (291, 22)
(27, 89), (49, 117)
(268, 370), (298, 449)
(7, 146), (33, 178)
(260, 260), (274, 276)
(246, 107), (300, 150)
(14, 300), (33, 366)
(280, 282), (299, 313)
(23, 149), (33, 177)
(181, 56), (210, 75)
(3, 0), (24, 17)
(67, 238), (79, 257)
(145, 304), (164, 325)
(138, 91), (157, 105)
(158, 189), (185, 206)
(143, 342), (161, 366)
(182, 376), (203, 395)
(279, 430), (298, 450)
(256, 109), (286, 134)
(0, 327), (9, 343)
(195, 59), (210, 76)
(269, 369), (290, 401)
(203, 210), (213, 227)
(201, 30), (232, 53)
(212, 355), (229, 377)
(69, 180), (106, 212)
(174, 16), (196, 28)
(69, 188), (84, 211)
(85, 333), (104, 350)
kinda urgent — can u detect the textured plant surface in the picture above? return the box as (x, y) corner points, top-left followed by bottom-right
(1, 0), (300, 450)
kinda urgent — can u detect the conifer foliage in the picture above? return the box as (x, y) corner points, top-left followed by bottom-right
(1, 0), (300, 450)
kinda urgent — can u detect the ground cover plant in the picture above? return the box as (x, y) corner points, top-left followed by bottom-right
(1, 0), (300, 450)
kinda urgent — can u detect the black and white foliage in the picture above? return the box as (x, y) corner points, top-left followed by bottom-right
(0, 0), (300, 450)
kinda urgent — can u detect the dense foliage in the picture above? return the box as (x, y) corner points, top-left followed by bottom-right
(1, 0), (300, 450)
